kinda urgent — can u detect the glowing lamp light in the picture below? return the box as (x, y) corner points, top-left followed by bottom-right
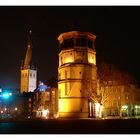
(14, 107), (18, 111)
(1, 111), (3, 114)
(135, 105), (140, 109)
(2, 93), (10, 99)
(121, 105), (128, 109)
(135, 105), (138, 109)
(4, 108), (7, 111)
(42, 109), (49, 117)
(1, 91), (12, 99)
(89, 102), (92, 117)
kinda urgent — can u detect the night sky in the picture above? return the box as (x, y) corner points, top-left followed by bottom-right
(0, 6), (140, 89)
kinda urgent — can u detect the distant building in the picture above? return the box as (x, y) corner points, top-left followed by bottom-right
(34, 79), (58, 119)
(97, 62), (140, 117)
(20, 31), (37, 93)
(58, 31), (97, 118)
(0, 88), (35, 119)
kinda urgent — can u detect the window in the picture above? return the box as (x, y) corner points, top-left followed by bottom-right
(30, 73), (32, 77)
(33, 74), (35, 78)
(59, 73), (61, 80)
(63, 38), (74, 48)
(76, 37), (86, 47)
(61, 57), (63, 65)
(65, 70), (67, 79)
(65, 83), (68, 96)
(88, 39), (93, 48)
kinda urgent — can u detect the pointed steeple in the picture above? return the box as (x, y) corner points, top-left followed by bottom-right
(23, 30), (33, 69)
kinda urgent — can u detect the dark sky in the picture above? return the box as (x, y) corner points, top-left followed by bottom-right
(0, 6), (140, 89)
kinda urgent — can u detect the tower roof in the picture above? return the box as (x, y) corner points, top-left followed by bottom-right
(22, 30), (33, 69)
(58, 30), (96, 43)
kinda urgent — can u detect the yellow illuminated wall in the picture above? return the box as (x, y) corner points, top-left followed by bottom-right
(88, 50), (96, 65)
(20, 69), (37, 93)
(20, 69), (29, 93)
(58, 31), (97, 118)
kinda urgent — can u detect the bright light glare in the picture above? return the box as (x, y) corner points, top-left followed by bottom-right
(95, 103), (100, 117)
(89, 102), (92, 117)
(42, 109), (49, 117)
(4, 108), (7, 111)
(2, 93), (9, 98)
(9, 93), (12, 96)
(121, 105), (128, 109)
(135, 105), (140, 109)
(15, 107), (18, 111)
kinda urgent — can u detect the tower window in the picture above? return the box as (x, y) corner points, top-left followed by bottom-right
(65, 70), (67, 79)
(61, 57), (63, 65)
(59, 73), (61, 80)
(64, 38), (74, 48)
(30, 73), (32, 77)
(33, 73), (35, 78)
(88, 39), (93, 48)
(76, 37), (86, 46)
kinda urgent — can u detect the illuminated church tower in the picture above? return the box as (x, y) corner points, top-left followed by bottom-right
(58, 31), (97, 118)
(20, 31), (37, 94)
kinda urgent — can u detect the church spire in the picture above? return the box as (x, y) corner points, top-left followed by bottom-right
(23, 30), (33, 69)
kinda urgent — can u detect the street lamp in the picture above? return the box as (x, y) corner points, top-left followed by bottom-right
(15, 107), (18, 111)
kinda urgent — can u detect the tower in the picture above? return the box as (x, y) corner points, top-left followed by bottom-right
(58, 31), (97, 118)
(20, 31), (37, 94)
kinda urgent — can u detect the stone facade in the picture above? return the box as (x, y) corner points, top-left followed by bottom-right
(58, 31), (97, 118)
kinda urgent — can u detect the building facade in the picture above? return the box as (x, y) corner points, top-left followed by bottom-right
(34, 82), (58, 119)
(58, 31), (97, 118)
(97, 62), (140, 118)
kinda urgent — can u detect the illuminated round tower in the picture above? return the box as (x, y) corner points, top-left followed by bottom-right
(58, 31), (97, 118)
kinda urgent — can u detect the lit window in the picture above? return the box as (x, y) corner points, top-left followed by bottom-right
(65, 70), (67, 79)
